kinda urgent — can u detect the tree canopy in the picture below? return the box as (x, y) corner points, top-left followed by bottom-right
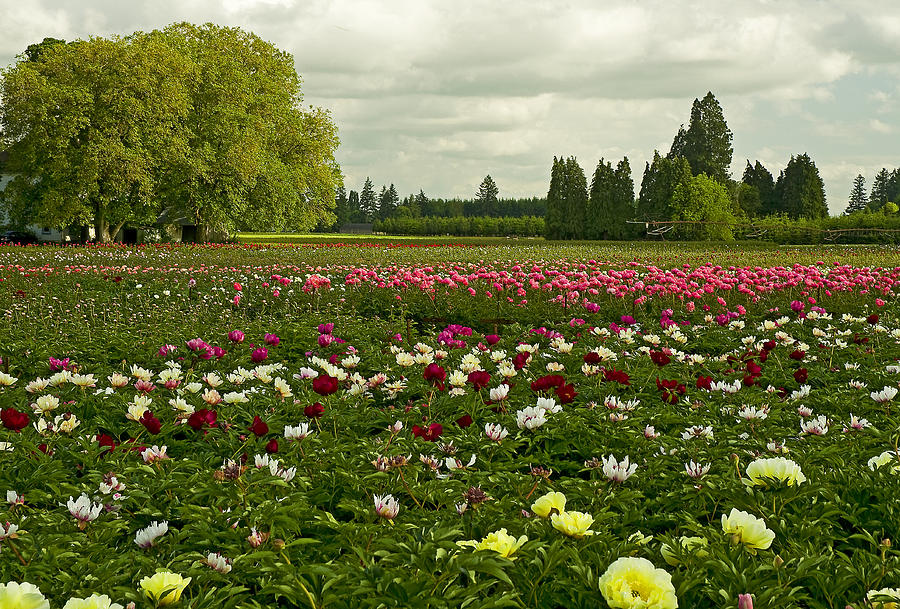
(1, 23), (340, 241)
(669, 92), (733, 184)
(775, 154), (828, 220)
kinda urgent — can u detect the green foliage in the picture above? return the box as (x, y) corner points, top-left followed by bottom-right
(671, 173), (737, 240)
(585, 157), (634, 240)
(475, 175), (500, 217)
(563, 157), (588, 240)
(359, 178), (377, 223)
(1, 32), (192, 241)
(774, 154), (828, 220)
(1, 23), (340, 242)
(158, 23), (339, 239)
(375, 215), (545, 237)
(845, 174), (869, 215)
(668, 92), (733, 184)
(545, 157), (566, 240)
(742, 161), (777, 217)
(637, 152), (693, 221)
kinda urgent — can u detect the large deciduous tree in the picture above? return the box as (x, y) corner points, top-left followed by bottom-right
(158, 23), (339, 240)
(1, 23), (340, 242)
(671, 174), (737, 240)
(669, 92), (733, 184)
(1, 33), (191, 241)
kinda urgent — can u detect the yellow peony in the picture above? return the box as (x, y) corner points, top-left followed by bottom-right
(531, 491), (566, 518)
(660, 536), (708, 566)
(721, 508), (775, 551)
(551, 511), (594, 538)
(869, 451), (900, 473)
(458, 528), (527, 559)
(63, 595), (123, 609)
(745, 457), (806, 487)
(599, 557), (678, 609)
(0, 582), (49, 609)
(139, 572), (191, 607)
(868, 587), (900, 609)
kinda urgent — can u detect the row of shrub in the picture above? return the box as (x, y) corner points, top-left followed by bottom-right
(374, 215), (545, 237)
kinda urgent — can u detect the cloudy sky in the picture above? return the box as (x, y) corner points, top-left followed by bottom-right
(2, 0), (899, 214)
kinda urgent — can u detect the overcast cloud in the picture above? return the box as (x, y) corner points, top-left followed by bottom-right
(2, 0), (899, 214)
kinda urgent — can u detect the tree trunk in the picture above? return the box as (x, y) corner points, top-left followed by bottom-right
(95, 208), (109, 243)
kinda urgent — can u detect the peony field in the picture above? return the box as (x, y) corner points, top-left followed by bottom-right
(1, 240), (900, 608)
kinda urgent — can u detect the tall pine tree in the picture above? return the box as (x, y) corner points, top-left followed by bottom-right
(333, 183), (349, 230)
(359, 178), (376, 222)
(669, 92), (733, 184)
(742, 160), (777, 215)
(475, 175), (500, 217)
(844, 174), (868, 215)
(347, 190), (360, 222)
(587, 159), (616, 240)
(563, 157), (588, 240)
(545, 157), (566, 240)
(774, 154), (828, 219)
(637, 152), (692, 221)
(870, 168), (891, 211)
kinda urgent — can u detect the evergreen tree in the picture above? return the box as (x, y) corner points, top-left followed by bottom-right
(614, 158), (635, 237)
(742, 160), (777, 215)
(870, 168), (891, 211)
(359, 178), (376, 222)
(415, 189), (428, 213)
(377, 183), (399, 220)
(668, 92), (733, 183)
(545, 157), (565, 239)
(637, 152), (692, 221)
(844, 174), (868, 215)
(587, 158), (616, 240)
(347, 190), (360, 222)
(732, 183), (762, 218)
(333, 183), (349, 230)
(774, 154), (828, 219)
(563, 157), (588, 239)
(475, 175), (500, 217)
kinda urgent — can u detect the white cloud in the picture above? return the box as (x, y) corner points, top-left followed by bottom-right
(1, 0), (900, 208)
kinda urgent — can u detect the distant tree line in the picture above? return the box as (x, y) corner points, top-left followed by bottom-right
(324, 174), (546, 232)
(843, 169), (900, 216)
(373, 215), (544, 237)
(542, 91), (887, 241)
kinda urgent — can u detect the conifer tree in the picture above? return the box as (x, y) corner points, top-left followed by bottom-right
(544, 157), (565, 239)
(742, 160), (777, 215)
(669, 92), (733, 184)
(347, 190), (360, 222)
(563, 157), (587, 239)
(774, 154), (828, 219)
(844, 174), (868, 215)
(637, 152), (692, 221)
(475, 175), (500, 217)
(359, 178), (376, 222)
(870, 168), (891, 211)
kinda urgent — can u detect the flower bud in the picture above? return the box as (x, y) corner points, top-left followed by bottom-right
(272, 538), (285, 550)
(738, 594), (753, 609)
(883, 538), (892, 548)
(773, 554), (784, 568)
